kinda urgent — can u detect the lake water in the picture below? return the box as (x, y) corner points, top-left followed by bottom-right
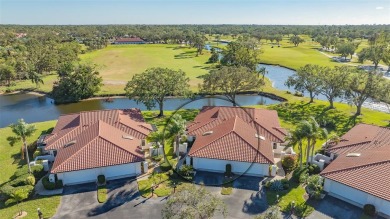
(1, 64), (387, 127)
(0, 94), (279, 127)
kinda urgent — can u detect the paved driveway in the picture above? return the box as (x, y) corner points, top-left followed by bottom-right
(53, 173), (269, 219)
(308, 196), (365, 219)
(52, 177), (164, 219)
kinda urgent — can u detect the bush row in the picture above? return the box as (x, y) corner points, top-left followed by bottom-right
(42, 176), (63, 190)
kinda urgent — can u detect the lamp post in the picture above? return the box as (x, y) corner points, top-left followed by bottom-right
(37, 208), (43, 219)
(276, 194), (279, 203)
(173, 182), (177, 194)
(291, 201), (295, 214)
(151, 183), (155, 197)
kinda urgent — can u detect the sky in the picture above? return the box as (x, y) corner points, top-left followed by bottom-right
(0, 0), (389, 25)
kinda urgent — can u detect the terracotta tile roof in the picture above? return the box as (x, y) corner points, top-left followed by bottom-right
(326, 124), (390, 155)
(187, 106), (287, 143)
(51, 120), (144, 173)
(44, 109), (153, 150)
(188, 107), (281, 164)
(114, 37), (144, 42)
(321, 124), (390, 201)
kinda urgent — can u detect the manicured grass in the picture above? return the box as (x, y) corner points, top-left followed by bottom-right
(80, 44), (214, 93)
(0, 195), (61, 219)
(266, 182), (314, 217)
(0, 120), (59, 219)
(97, 185), (107, 203)
(221, 180), (233, 195)
(0, 120), (57, 185)
(138, 173), (180, 197)
(260, 36), (343, 70)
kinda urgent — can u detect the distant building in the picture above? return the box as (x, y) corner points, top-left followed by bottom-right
(113, 37), (145, 44)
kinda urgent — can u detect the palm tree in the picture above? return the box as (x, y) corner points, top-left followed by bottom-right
(306, 118), (328, 163)
(167, 114), (187, 157)
(9, 119), (37, 173)
(286, 124), (306, 168)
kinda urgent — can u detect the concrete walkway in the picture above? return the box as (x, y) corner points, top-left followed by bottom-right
(35, 177), (63, 196)
(273, 156), (286, 181)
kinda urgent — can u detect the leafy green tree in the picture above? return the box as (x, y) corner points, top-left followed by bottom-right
(255, 205), (280, 219)
(336, 42), (356, 61)
(125, 68), (191, 117)
(200, 66), (263, 106)
(344, 69), (386, 115)
(289, 35), (304, 47)
(318, 66), (350, 108)
(0, 64), (16, 86)
(193, 35), (206, 56)
(358, 45), (386, 69)
(162, 184), (227, 219)
(215, 35), (221, 46)
(8, 187), (30, 216)
(208, 48), (219, 63)
(382, 47), (390, 72)
(9, 119), (37, 173)
(220, 40), (261, 71)
(274, 35), (283, 46)
(285, 64), (322, 103)
(51, 62), (103, 104)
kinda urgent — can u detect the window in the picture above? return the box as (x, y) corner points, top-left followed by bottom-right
(273, 143), (277, 149)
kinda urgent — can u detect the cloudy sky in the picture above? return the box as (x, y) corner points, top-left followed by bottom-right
(1, 0), (389, 25)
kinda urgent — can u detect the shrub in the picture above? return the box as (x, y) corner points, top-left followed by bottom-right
(10, 174), (31, 187)
(282, 155), (297, 173)
(308, 164), (321, 175)
(31, 164), (46, 180)
(159, 162), (172, 172)
(363, 204), (376, 216)
(26, 175), (36, 186)
(179, 165), (193, 177)
(264, 181), (272, 189)
(42, 176), (63, 190)
(152, 155), (163, 162)
(97, 175), (106, 184)
(225, 164), (232, 177)
(307, 175), (323, 192)
(281, 178), (290, 189)
(97, 185), (107, 203)
(299, 172), (309, 184)
(292, 167), (308, 183)
(33, 150), (42, 159)
(0, 184), (15, 197)
(270, 180), (283, 191)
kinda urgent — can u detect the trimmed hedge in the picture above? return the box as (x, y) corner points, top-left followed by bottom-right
(282, 155), (297, 173)
(0, 184), (34, 199)
(33, 150), (42, 159)
(159, 162), (172, 172)
(97, 175), (106, 184)
(363, 204), (376, 216)
(308, 164), (321, 175)
(12, 164), (45, 180)
(26, 175), (36, 186)
(292, 167), (309, 183)
(42, 176), (63, 190)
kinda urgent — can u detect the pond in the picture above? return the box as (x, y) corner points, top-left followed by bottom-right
(0, 94), (280, 127)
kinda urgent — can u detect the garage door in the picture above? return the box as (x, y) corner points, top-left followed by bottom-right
(61, 168), (99, 185)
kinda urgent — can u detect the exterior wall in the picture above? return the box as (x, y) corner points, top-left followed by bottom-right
(324, 179), (390, 217)
(192, 157), (269, 176)
(57, 162), (142, 185)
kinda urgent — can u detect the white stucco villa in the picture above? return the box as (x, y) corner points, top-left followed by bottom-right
(185, 106), (289, 177)
(39, 109), (153, 185)
(322, 124), (390, 217)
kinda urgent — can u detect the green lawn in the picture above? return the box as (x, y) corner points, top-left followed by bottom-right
(0, 120), (57, 185)
(0, 195), (61, 219)
(0, 120), (59, 219)
(266, 182), (314, 217)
